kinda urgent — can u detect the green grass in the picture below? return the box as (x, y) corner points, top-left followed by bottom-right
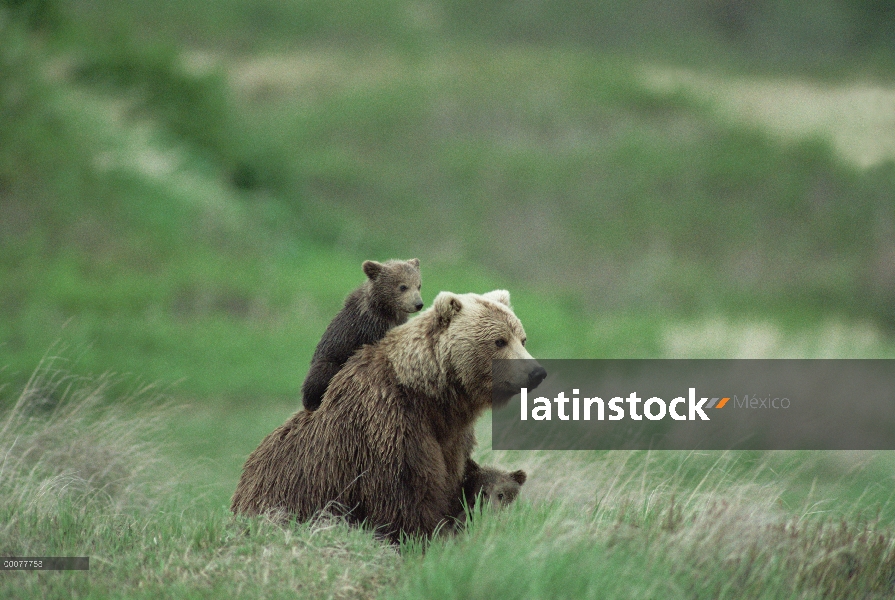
(6, 363), (895, 598)
(0, 363), (400, 599)
(390, 473), (895, 599)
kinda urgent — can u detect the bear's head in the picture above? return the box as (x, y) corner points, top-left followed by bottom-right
(432, 289), (546, 408)
(363, 258), (423, 315)
(481, 469), (526, 508)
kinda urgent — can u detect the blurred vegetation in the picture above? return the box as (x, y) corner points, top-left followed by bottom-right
(58, 0), (895, 72)
(2, 0), (895, 398)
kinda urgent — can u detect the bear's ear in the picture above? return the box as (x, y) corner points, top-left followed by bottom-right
(362, 260), (383, 280)
(434, 292), (463, 327)
(509, 470), (527, 486)
(407, 258), (420, 268)
(483, 289), (511, 307)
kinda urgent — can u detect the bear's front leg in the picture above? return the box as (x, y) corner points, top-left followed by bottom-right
(378, 432), (457, 543)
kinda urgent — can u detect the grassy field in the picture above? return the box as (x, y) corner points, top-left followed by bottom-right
(7, 359), (895, 599)
(4, 1), (895, 597)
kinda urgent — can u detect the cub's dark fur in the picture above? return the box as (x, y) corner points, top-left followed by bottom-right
(462, 463), (527, 511)
(300, 258), (422, 411)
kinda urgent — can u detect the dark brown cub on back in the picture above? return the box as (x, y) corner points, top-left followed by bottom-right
(300, 258), (422, 411)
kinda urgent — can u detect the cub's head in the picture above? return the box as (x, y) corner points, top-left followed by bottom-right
(433, 289), (546, 408)
(363, 258), (423, 315)
(479, 468), (527, 508)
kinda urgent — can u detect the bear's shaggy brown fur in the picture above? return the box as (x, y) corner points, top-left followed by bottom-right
(231, 290), (546, 543)
(462, 464), (527, 510)
(301, 258), (422, 412)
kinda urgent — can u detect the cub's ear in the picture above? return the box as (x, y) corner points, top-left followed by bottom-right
(407, 258), (420, 268)
(434, 292), (463, 327)
(509, 470), (527, 486)
(483, 289), (511, 307)
(362, 260), (383, 280)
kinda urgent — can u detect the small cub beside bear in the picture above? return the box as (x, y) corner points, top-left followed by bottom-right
(301, 258), (422, 412)
(463, 464), (527, 510)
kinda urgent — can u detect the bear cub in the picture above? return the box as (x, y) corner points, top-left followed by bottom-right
(463, 463), (527, 511)
(301, 258), (422, 411)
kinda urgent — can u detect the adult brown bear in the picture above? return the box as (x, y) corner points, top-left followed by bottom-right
(231, 290), (545, 543)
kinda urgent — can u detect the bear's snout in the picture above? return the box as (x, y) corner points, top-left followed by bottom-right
(414, 301), (424, 311)
(528, 365), (547, 389)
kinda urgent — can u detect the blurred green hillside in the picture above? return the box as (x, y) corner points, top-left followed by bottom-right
(63, 0), (895, 72)
(2, 0), (895, 400)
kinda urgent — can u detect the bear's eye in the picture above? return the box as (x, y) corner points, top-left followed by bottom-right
(399, 285), (408, 292)
(521, 338), (527, 347)
(498, 493), (505, 501)
(417, 284), (421, 290)
(495, 339), (507, 348)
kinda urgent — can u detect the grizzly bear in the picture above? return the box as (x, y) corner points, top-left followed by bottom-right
(301, 258), (422, 412)
(231, 289), (546, 544)
(462, 464), (527, 510)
